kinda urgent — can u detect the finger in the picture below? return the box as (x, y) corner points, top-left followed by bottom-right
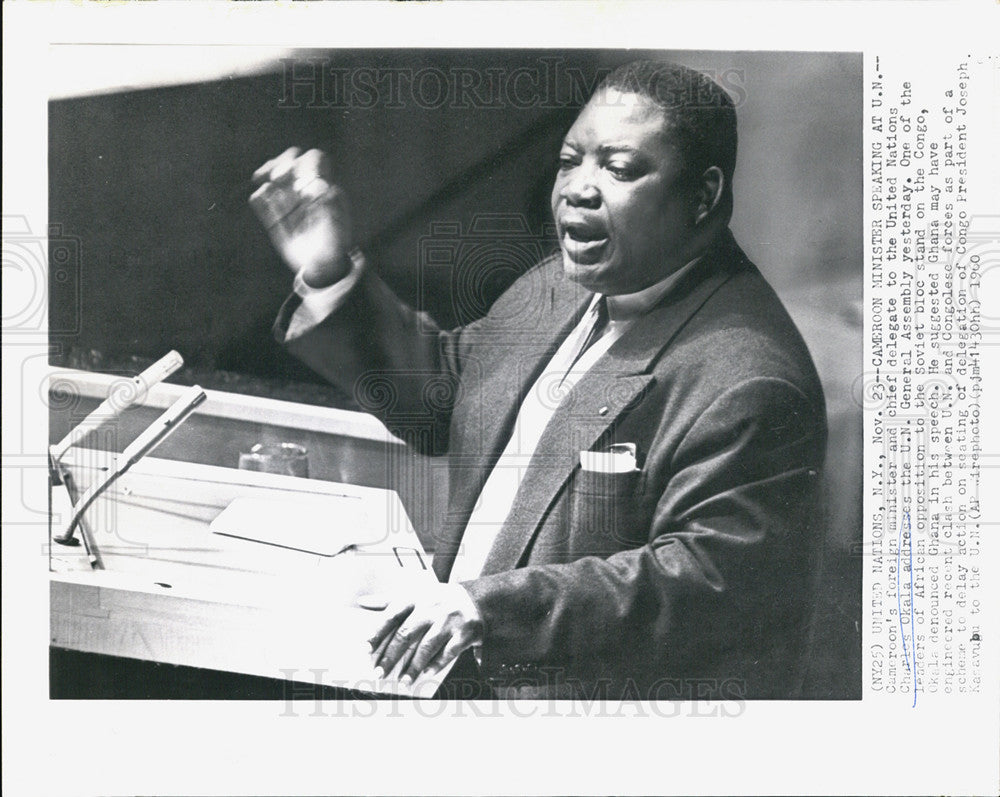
(370, 631), (394, 677)
(248, 182), (293, 231)
(250, 194), (302, 242)
(251, 158), (278, 186)
(399, 624), (449, 686)
(376, 617), (430, 676)
(291, 148), (333, 184)
(286, 150), (333, 202)
(249, 177), (321, 238)
(362, 594), (398, 673)
(366, 601), (413, 653)
(249, 171), (337, 237)
(251, 146), (302, 184)
(419, 636), (472, 682)
(268, 147), (309, 187)
(292, 174), (333, 203)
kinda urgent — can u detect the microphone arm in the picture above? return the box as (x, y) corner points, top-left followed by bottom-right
(53, 385), (207, 558)
(50, 350), (185, 466)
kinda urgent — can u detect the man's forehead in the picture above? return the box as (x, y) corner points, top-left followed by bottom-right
(568, 89), (674, 139)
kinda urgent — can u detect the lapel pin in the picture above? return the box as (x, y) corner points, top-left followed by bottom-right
(598, 406), (609, 416)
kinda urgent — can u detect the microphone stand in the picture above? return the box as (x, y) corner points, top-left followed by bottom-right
(49, 350), (184, 467)
(49, 351), (203, 570)
(53, 385), (207, 557)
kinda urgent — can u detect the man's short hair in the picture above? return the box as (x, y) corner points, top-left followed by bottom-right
(597, 60), (738, 188)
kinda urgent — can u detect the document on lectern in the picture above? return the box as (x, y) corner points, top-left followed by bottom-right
(210, 494), (382, 556)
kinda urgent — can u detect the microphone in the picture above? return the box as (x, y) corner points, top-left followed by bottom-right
(50, 350), (185, 465)
(53, 385), (207, 562)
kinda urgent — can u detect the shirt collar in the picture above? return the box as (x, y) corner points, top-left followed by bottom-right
(596, 256), (703, 323)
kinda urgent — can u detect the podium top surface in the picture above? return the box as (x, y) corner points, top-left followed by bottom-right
(50, 450), (447, 696)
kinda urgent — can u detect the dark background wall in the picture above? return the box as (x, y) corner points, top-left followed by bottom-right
(49, 49), (862, 398)
(49, 49), (863, 698)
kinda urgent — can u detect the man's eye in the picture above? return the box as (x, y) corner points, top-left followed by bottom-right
(558, 156), (578, 171)
(607, 163), (639, 180)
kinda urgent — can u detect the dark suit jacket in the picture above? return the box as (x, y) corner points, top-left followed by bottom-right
(275, 229), (827, 699)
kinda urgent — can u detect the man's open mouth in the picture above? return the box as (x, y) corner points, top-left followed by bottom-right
(561, 222), (609, 262)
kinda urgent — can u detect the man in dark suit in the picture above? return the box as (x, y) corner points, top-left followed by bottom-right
(251, 61), (827, 699)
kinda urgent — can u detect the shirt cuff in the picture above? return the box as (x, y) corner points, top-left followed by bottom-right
(285, 249), (365, 341)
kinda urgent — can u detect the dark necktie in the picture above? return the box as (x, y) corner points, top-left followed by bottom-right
(569, 296), (610, 371)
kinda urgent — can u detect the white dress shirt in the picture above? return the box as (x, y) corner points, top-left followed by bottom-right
(287, 253), (700, 581)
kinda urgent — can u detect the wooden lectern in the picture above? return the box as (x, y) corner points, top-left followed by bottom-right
(48, 368), (448, 698)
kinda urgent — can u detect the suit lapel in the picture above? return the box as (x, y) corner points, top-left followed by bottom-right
(471, 260), (592, 482)
(479, 239), (744, 576)
(433, 258), (591, 579)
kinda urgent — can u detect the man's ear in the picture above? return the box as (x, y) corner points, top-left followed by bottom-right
(693, 166), (725, 225)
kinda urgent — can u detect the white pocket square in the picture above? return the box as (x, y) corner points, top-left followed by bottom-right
(579, 443), (639, 474)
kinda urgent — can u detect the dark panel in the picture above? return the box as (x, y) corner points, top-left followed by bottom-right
(49, 50), (863, 408)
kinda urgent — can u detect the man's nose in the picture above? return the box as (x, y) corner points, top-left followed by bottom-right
(560, 167), (601, 208)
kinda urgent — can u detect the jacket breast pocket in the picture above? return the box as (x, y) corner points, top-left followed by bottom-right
(567, 468), (654, 559)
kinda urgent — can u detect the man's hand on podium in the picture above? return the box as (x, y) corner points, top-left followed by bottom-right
(359, 582), (484, 687)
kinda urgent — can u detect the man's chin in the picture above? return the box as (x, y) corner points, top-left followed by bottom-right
(561, 253), (609, 292)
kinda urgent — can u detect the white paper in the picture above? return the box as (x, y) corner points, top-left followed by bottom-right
(210, 494), (377, 556)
